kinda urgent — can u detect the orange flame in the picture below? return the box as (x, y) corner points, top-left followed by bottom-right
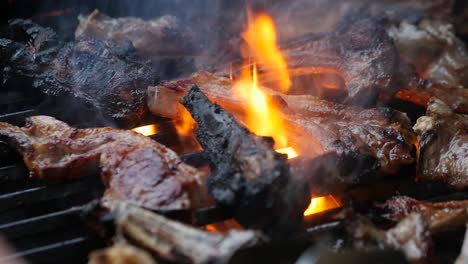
(303, 195), (341, 216)
(276, 147), (298, 159)
(175, 108), (196, 137)
(233, 12), (292, 151)
(131, 124), (158, 136)
(242, 13), (291, 92)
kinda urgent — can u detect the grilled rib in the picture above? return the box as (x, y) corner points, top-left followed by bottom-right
(148, 71), (416, 176)
(381, 196), (468, 233)
(0, 116), (208, 211)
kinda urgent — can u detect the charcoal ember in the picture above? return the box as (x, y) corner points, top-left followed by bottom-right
(75, 10), (198, 59)
(413, 99), (468, 189)
(1, 19), (157, 127)
(395, 83), (468, 115)
(180, 85), (310, 236)
(277, 15), (399, 106)
(114, 202), (266, 264)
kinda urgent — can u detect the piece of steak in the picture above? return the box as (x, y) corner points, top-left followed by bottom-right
(413, 99), (468, 189)
(1, 19), (157, 127)
(0, 116), (208, 211)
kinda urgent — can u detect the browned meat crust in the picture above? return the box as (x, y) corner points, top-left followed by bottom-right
(0, 116), (207, 211)
(278, 16), (399, 106)
(75, 10), (196, 59)
(381, 196), (468, 233)
(413, 99), (468, 188)
(148, 71), (416, 175)
(0, 19), (157, 127)
(349, 213), (432, 262)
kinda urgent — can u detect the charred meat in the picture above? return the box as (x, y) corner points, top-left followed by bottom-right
(149, 71), (416, 177)
(0, 116), (208, 211)
(413, 99), (468, 189)
(76, 10), (196, 59)
(0, 19), (157, 127)
(278, 15), (400, 106)
(389, 20), (468, 88)
(349, 213), (432, 262)
(114, 202), (265, 264)
(180, 86), (310, 235)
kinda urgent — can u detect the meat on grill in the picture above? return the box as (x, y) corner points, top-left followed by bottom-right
(0, 19), (157, 127)
(180, 86), (310, 235)
(75, 10), (196, 59)
(389, 20), (468, 88)
(413, 99), (468, 189)
(149, 71), (416, 178)
(381, 196), (468, 233)
(275, 15), (400, 106)
(348, 213), (432, 262)
(0, 116), (208, 211)
(114, 202), (265, 264)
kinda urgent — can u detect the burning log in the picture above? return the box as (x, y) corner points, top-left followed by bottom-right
(180, 86), (310, 235)
(75, 10), (197, 59)
(0, 19), (157, 127)
(149, 71), (416, 177)
(114, 202), (266, 264)
(413, 99), (468, 189)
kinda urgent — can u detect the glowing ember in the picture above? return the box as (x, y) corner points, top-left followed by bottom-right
(276, 147), (298, 159)
(131, 124), (158, 136)
(303, 195), (341, 216)
(242, 13), (291, 92)
(175, 108), (196, 137)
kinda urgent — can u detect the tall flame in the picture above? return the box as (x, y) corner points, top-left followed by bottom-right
(242, 13), (291, 92)
(233, 13), (291, 149)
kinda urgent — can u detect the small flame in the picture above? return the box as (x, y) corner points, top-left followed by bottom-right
(242, 13), (291, 92)
(131, 124), (158, 136)
(303, 195), (341, 216)
(276, 147), (298, 159)
(175, 108), (196, 137)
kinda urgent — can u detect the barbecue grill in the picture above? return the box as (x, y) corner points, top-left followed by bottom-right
(1, 0), (468, 263)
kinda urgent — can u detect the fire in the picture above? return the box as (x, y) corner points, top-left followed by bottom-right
(303, 195), (341, 216)
(276, 147), (298, 159)
(175, 108), (196, 137)
(131, 124), (158, 136)
(242, 13), (291, 92)
(233, 12), (292, 151)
